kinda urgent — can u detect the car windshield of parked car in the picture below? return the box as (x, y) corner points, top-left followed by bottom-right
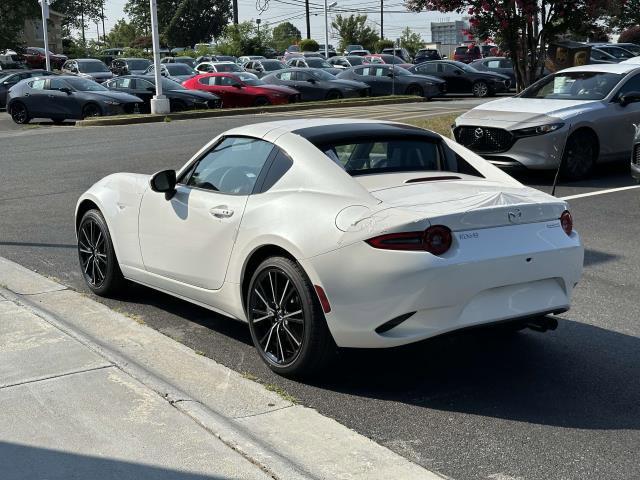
(263, 61), (286, 71)
(599, 46), (634, 59)
(307, 58), (332, 68)
(234, 73), (264, 85)
(315, 138), (443, 175)
(448, 60), (479, 72)
(127, 60), (150, 70)
(216, 63), (242, 72)
(391, 66), (412, 76)
(346, 56), (364, 65)
(309, 69), (337, 80)
(79, 61), (109, 73)
(159, 77), (186, 90)
(166, 63), (195, 75)
(521, 71), (623, 100)
(65, 77), (109, 91)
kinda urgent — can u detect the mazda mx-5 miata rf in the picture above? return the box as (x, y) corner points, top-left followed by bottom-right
(75, 119), (584, 377)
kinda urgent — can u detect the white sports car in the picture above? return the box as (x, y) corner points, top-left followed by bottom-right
(76, 119), (584, 377)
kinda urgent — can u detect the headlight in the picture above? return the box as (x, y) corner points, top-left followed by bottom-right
(103, 100), (121, 106)
(513, 122), (564, 137)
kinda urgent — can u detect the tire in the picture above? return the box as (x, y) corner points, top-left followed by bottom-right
(253, 96), (271, 107)
(325, 90), (343, 100)
(82, 103), (101, 119)
(170, 100), (186, 112)
(406, 84), (423, 97)
(561, 129), (598, 180)
(246, 256), (336, 378)
(10, 102), (30, 124)
(472, 81), (490, 97)
(77, 209), (125, 296)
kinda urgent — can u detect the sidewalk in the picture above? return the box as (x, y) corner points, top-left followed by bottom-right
(0, 291), (271, 479)
(0, 256), (444, 480)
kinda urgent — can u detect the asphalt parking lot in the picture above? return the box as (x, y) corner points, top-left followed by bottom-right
(1, 101), (638, 480)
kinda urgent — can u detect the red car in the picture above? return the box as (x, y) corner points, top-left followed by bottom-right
(182, 72), (300, 108)
(453, 45), (482, 63)
(24, 47), (67, 69)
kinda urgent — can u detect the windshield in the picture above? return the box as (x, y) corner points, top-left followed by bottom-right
(307, 58), (332, 68)
(391, 66), (412, 76)
(216, 63), (242, 72)
(166, 63), (195, 75)
(346, 56), (364, 65)
(78, 61), (109, 73)
(160, 77), (186, 90)
(316, 137), (444, 175)
(309, 69), (337, 80)
(619, 44), (640, 55)
(347, 45), (364, 51)
(263, 61), (286, 71)
(127, 59), (150, 70)
(65, 77), (108, 91)
(521, 71), (622, 100)
(599, 46), (634, 59)
(235, 72), (264, 85)
(448, 60), (479, 72)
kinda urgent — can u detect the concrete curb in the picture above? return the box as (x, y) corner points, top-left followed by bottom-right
(75, 96), (426, 127)
(0, 256), (445, 480)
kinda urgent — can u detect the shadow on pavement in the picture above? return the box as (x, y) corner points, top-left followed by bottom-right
(0, 442), (228, 480)
(510, 162), (633, 191)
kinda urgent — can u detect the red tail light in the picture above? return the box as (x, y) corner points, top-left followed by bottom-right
(560, 210), (573, 236)
(366, 225), (453, 255)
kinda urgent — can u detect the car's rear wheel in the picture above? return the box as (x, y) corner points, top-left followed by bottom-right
(82, 103), (101, 119)
(406, 84), (423, 97)
(561, 129), (598, 180)
(77, 209), (125, 296)
(10, 102), (30, 124)
(253, 96), (271, 107)
(472, 80), (489, 97)
(246, 256), (336, 377)
(325, 90), (343, 100)
(170, 100), (187, 112)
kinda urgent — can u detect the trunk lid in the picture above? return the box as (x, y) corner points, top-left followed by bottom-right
(370, 180), (566, 231)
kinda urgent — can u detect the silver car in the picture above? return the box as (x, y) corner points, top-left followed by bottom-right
(453, 63), (640, 179)
(632, 124), (640, 181)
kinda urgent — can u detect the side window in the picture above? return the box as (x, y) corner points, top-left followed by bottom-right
(198, 76), (210, 85)
(418, 63), (438, 74)
(279, 71), (294, 81)
(296, 71), (310, 81)
(616, 74), (640, 98)
(48, 78), (68, 90)
(119, 78), (134, 88)
(30, 79), (46, 90)
(218, 76), (236, 86)
(486, 60), (501, 69)
(137, 79), (154, 90)
(591, 49), (609, 60)
(185, 137), (275, 195)
(500, 59), (513, 69)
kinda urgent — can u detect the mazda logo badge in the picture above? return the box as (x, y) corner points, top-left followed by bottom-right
(508, 209), (522, 223)
(474, 127), (484, 139)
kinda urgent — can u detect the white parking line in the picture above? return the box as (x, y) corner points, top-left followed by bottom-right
(560, 184), (640, 200)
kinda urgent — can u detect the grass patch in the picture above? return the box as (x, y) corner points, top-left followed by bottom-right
(113, 307), (146, 325)
(402, 112), (461, 138)
(163, 116), (172, 122)
(241, 371), (297, 403)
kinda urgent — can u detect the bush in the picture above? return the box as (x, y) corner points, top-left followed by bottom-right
(376, 39), (395, 52)
(299, 39), (319, 52)
(619, 26), (640, 45)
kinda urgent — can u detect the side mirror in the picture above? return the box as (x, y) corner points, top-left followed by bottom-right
(619, 91), (640, 107)
(150, 169), (177, 199)
(60, 87), (72, 95)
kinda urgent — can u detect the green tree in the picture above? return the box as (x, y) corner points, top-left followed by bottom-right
(607, 0), (640, 31)
(105, 18), (139, 47)
(163, 0), (231, 47)
(375, 38), (395, 52)
(331, 14), (379, 52)
(272, 21), (301, 52)
(215, 21), (266, 56)
(51, 0), (105, 46)
(0, 0), (39, 50)
(124, 0), (150, 36)
(299, 38), (319, 51)
(399, 27), (423, 56)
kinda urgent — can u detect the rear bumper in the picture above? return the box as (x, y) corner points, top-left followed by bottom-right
(304, 221), (583, 348)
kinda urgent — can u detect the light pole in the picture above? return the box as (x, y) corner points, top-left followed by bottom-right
(38, 0), (51, 71)
(149, 0), (169, 114)
(324, 1), (337, 59)
(256, 18), (261, 37)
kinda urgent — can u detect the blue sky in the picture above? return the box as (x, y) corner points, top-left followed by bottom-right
(100, 0), (464, 44)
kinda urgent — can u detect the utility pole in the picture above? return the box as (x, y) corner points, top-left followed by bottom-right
(80, 0), (86, 51)
(38, 0), (51, 71)
(233, 0), (238, 24)
(101, 2), (106, 43)
(305, 0), (311, 39)
(149, 0), (169, 114)
(380, 0), (383, 40)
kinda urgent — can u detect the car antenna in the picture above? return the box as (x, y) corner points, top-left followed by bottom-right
(551, 124), (572, 197)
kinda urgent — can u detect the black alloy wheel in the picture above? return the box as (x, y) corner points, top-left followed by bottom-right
(561, 130), (597, 180)
(10, 102), (30, 124)
(82, 103), (101, 119)
(247, 256), (336, 377)
(325, 90), (343, 100)
(77, 209), (124, 296)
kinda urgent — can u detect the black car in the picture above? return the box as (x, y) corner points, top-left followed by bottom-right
(0, 69), (55, 108)
(469, 57), (516, 90)
(337, 64), (445, 99)
(110, 58), (152, 76)
(407, 60), (510, 97)
(6, 75), (142, 124)
(243, 59), (287, 78)
(104, 75), (220, 112)
(61, 59), (114, 83)
(261, 68), (370, 101)
(413, 48), (441, 64)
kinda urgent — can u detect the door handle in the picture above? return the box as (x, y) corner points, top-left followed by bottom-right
(210, 206), (234, 218)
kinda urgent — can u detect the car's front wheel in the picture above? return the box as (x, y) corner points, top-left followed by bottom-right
(561, 129), (598, 180)
(246, 256), (336, 377)
(77, 209), (125, 296)
(10, 102), (30, 124)
(82, 103), (101, 119)
(472, 80), (490, 97)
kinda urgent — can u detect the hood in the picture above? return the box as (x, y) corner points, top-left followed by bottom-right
(83, 90), (143, 103)
(457, 96), (603, 126)
(256, 84), (298, 95)
(369, 179), (565, 231)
